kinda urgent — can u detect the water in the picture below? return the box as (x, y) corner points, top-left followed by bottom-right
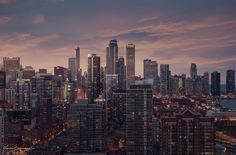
(219, 99), (236, 111)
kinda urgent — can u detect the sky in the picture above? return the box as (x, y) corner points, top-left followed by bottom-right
(0, 0), (236, 82)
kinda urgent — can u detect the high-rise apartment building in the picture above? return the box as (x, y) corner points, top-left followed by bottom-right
(87, 54), (101, 104)
(67, 103), (104, 153)
(160, 109), (215, 155)
(126, 84), (153, 155)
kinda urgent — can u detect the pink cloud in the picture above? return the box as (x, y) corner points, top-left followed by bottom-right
(32, 15), (45, 24)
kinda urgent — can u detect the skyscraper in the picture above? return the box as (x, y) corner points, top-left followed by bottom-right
(211, 71), (221, 96)
(203, 72), (210, 96)
(67, 103), (104, 153)
(31, 74), (53, 126)
(22, 66), (35, 79)
(160, 64), (170, 96)
(126, 84), (153, 155)
(87, 54), (101, 104)
(116, 56), (126, 90)
(190, 63), (197, 79)
(3, 57), (21, 81)
(75, 46), (80, 71)
(106, 40), (118, 74)
(126, 43), (135, 88)
(226, 69), (235, 93)
(143, 59), (158, 91)
(0, 108), (7, 155)
(68, 57), (77, 81)
(54, 66), (67, 81)
(105, 74), (118, 122)
(0, 71), (6, 101)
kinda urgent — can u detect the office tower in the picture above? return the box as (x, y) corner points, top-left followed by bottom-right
(160, 64), (170, 96)
(170, 75), (180, 96)
(0, 71), (6, 101)
(160, 109), (215, 155)
(5, 88), (15, 104)
(105, 74), (118, 122)
(54, 66), (67, 81)
(22, 66), (35, 79)
(226, 69), (235, 93)
(39, 97), (52, 127)
(126, 43), (135, 88)
(9, 79), (31, 109)
(190, 63), (197, 79)
(185, 77), (194, 96)
(75, 46), (80, 71)
(68, 57), (77, 81)
(211, 71), (221, 96)
(52, 75), (64, 104)
(31, 74), (53, 126)
(116, 57), (126, 90)
(87, 54), (101, 104)
(3, 57), (21, 81)
(194, 76), (203, 96)
(0, 108), (7, 155)
(100, 67), (105, 96)
(38, 68), (47, 74)
(112, 90), (127, 128)
(63, 79), (76, 104)
(143, 59), (158, 91)
(203, 72), (210, 96)
(126, 84), (153, 155)
(106, 40), (118, 74)
(67, 103), (104, 153)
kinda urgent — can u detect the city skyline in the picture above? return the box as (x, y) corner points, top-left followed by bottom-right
(0, 0), (236, 81)
(1, 1), (236, 154)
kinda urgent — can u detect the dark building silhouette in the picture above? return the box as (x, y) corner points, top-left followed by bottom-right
(160, 109), (215, 155)
(211, 71), (221, 96)
(226, 69), (235, 93)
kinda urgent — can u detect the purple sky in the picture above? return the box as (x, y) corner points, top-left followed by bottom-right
(0, 0), (236, 82)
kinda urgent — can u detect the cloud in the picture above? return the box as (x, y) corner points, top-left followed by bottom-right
(0, 33), (60, 56)
(0, 0), (15, 4)
(32, 15), (45, 24)
(0, 16), (10, 24)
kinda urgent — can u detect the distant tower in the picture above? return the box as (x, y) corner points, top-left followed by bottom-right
(226, 69), (235, 93)
(68, 58), (77, 81)
(126, 43), (135, 88)
(106, 40), (118, 74)
(0, 71), (6, 101)
(3, 57), (21, 81)
(87, 54), (101, 104)
(190, 63), (197, 79)
(116, 57), (126, 90)
(211, 71), (221, 96)
(75, 41), (80, 71)
(143, 59), (158, 91)
(160, 64), (170, 96)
